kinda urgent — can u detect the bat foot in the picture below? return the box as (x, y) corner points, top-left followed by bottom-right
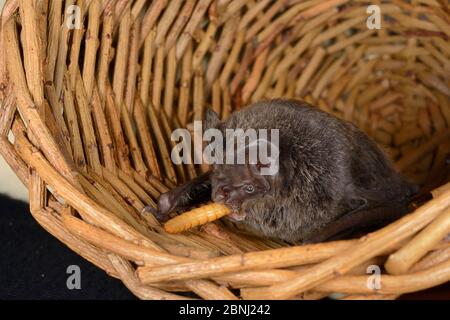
(143, 205), (170, 223)
(158, 193), (174, 215)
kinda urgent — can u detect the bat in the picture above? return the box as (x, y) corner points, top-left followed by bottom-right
(148, 100), (419, 244)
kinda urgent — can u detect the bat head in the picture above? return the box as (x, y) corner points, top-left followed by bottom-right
(205, 108), (277, 221)
(211, 163), (270, 221)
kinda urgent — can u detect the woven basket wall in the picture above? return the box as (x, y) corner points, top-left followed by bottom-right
(1, 0), (450, 300)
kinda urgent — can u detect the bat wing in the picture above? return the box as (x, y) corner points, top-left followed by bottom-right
(304, 200), (411, 244)
(148, 171), (212, 222)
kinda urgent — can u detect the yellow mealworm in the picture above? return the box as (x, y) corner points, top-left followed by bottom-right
(164, 203), (231, 234)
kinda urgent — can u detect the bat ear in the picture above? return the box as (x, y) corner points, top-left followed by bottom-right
(205, 108), (221, 129)
(249, 161), (271, 175)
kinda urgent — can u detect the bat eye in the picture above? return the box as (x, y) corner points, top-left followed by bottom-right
(244, 184), (255, 194)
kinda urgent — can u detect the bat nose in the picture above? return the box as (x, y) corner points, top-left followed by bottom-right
(213, 186), (230, 202)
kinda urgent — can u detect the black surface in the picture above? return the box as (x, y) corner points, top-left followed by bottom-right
(0, 194), (136, 300)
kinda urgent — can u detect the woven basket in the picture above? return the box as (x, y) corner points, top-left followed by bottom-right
(1, 0), (450, 300)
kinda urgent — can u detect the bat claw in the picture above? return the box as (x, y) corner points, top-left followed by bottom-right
(142, 205), (156, 215)
(142, 205), (169, 223)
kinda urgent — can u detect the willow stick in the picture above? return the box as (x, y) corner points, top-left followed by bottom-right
(0, 87), (16, 136)
(13, 127), (158, 250)
(113, 7), (131, 108)
(230, 43), (253, 95)
(74, 71), (102, 175)
(120, 102), (148, 177)
(256, 0), (320, 42)
(112, 0), (130, 29)
(134, 169), (169, 193)
(295, 47), (326, 96)
(428, 102), (446, 132)
(130, 0), (146, 19)
(175, 0), (212, 60)
(97, 2), (114, 99)
(62, 213), (188, 266)
(241, 47), (269, 103)
(432, 182), (450, 199)
(240, 185), (450, 300)
(131, 170), (161, 199)
(124, 17), (140, 113)
(62, 213), (237, 300)
(395, 129), (450, 171)
(84, 169), (147, 228)
(221, 86), (232, 119)
(18, 0), (45, 108)
(137, 240), (356, 284)
(237, 0), (270, 31)
(177, 41), (193, 126)
(34, 207), (119, 278)
(311, 259), (450, 295)
(159, 109), (186, 183)
(77, 173), (141, 232)
(312, 55), (346, 100)
(192, 21), (218, 73)
(44, 0), (62, 84)
(90, 86), (116, 172)
(164, 0), (196, 52)
(104, 83), (133, 175)
(82, 0), (101, 99)
(393, 124), (423, 146)
(435, 92), (450, 128)
(273, 30), (317, 81)
(140, 29), (155, 107)
(44, 85), (72, 156)
(1, 0), (18, 27)
(385, 205), (450, 274)
(54, 0), (74, 96)
(133, 97), (161, 179)
(108, 254), (192, 300)
(4, 19), (81, 190)
(206, 14), (238, 87)
(154, 0), (183, 48)
(193, 74), (205, 121)
(211, 80), (221, 116)
(217, 256), (388, 288)
(146, 101), (177, 183)
(219, 29), (245, 90)
(244, 0), (287, 42)
(163, 47), (177, 116)
(139, 0), (167, 47)
(152, 47), (164, 111)
(101, 167), (146, 213)
(67, 0), (85, 89)
(117, 169), (156, 209)
(410, 246), (450, 272)
(18, 0), (46, 208)
(62, 79), (86, 171)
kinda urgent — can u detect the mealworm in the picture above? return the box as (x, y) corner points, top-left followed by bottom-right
(164, 203), (231, 234)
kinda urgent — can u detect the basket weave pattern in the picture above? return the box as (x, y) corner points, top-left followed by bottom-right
(0, 0), (450, 299)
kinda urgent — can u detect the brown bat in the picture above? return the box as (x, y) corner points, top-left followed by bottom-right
(149, 100), (418, 244)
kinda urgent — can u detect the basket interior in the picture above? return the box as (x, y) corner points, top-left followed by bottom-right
(0, 0), (449, 300)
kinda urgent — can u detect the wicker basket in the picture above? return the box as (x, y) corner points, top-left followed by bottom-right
(1, 0), (449, 300)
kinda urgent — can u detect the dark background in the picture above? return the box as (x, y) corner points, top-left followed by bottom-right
(0, 194), (448, 300)
(0, 194), (135, 299)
